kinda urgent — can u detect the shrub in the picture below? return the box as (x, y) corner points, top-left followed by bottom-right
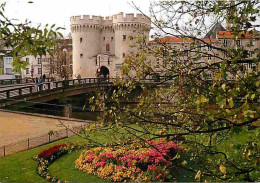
(34, 143), (78, 182)
(75, 139), (184, 182)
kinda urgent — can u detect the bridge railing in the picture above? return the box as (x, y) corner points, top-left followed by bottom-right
(0, 77), (174, 102)
(0, 78), (112, 101)
(0, 78), (55, 85)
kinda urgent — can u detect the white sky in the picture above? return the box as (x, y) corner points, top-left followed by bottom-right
(1, 0), (152, 36)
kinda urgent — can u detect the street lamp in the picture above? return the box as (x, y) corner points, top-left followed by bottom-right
(30, 63), (34, 78)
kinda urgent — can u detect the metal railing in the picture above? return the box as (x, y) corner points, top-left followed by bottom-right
(0, 78), (53, 85)
(0, 77), (174, 101)
(0, 78), (111, 101)
(0, 126), (85, 157)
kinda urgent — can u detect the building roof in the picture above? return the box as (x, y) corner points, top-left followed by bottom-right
(149, 36), (216, 44)
(150, 30), (258, 44)
(204, 22), (226, 39)
(217, 31), (259, 39)
(150, 36), (193, 44)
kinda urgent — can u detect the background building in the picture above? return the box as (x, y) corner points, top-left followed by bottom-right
(21, 39), (73, 80)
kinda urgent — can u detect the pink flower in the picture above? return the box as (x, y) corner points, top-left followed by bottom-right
(148, 164), (157, 171)
(86, 155), (94, 162)
(116, 165), (123, 170)
(94, 162), (105, 168)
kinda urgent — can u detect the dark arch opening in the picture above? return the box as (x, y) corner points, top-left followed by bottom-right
(98, 66), (109, 79)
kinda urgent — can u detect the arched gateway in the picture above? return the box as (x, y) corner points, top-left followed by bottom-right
(97, 66), (109, 79)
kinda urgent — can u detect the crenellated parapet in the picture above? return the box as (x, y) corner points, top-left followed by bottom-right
(70, 12), (151, 31)
(70, 15), (103, 25)
(112, 12), (151, 26)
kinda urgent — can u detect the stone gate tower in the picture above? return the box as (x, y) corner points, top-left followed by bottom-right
(70, 12), (151, 78)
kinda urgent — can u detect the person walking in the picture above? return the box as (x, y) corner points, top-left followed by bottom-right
(43, 74), (46, 82)
(39, 76), (43, 83)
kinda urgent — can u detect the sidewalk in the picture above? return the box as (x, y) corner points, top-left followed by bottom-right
(0, 111), (86, 147)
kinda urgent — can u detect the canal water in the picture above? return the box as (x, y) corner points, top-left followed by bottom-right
(12, 94), (102, 121)
(7, 86), (142, 121)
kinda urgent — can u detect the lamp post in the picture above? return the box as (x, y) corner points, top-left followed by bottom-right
(30, 63), (34, 78)
(0, 52), (4, 75)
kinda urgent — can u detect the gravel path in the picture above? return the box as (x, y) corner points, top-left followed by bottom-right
(0, 111), (86, 147)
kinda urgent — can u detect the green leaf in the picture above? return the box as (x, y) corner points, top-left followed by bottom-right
(200, 95), (208, 103)
(250, 94), (255, 100)
(221, 84), (226, 91)
(228, 98), (234, 108)
(243, 110), (256, 118)
(242, 102), (249, 111)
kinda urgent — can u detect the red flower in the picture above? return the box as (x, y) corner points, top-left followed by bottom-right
(94, 162), (105, 168)
(38, 144), (67, 159)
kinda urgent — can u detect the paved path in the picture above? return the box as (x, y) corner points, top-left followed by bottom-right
(0, 111), (86, 147)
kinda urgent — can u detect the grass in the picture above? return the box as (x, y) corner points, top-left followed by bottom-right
(48, 150), (105, 182)
(0, 127), (132, 182)
(0, 136), (86, 182)
(0, 125), (258, 182)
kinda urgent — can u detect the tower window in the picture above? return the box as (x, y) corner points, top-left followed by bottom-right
(111, 37), (113, 41)
(123, 53), (126, 58)
(80, 54), (83, 58)
(106, 44), (110, 52)
(156, 60), (160, 68)
(103, 37), (105, 41)
(123, 35), (126, 41)
(80, 38), (83, 43)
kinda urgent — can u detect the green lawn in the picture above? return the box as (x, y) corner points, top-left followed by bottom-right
(0, 127), (131, 182)
(0, 136), (85, 182)
(0, 126), (258, 182)
(49, 150), (105, 182)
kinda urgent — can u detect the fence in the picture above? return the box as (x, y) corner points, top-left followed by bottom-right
(0, 126), (85, 157)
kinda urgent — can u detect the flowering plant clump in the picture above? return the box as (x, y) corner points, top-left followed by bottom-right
(38, 144), (68, 161)
(75, 139), (184, 182)
(34, 143), (77, 183)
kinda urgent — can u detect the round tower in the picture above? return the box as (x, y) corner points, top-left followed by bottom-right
(113, 13), (151, 66)
(70, 15), (103, 78)
(70, 13), (151, 78)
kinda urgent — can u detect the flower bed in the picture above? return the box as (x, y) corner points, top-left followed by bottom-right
(34, 143), (78, 183)
(75, 139), (184, 182)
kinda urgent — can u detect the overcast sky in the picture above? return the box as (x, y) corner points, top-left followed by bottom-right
(1, 0), (152, 36)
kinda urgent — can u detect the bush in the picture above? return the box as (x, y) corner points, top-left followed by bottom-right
(34, 143), (78, 182)
(75, 139), (184, 182)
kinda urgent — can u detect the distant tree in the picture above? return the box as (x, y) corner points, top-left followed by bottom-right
(43, 39), (72, 80)
(0, 2), (64, 74)
(89, 0), (260, 181)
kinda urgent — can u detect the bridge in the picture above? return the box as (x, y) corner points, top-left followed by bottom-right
(0, 78), (114, 108)
(0, 77), (168, 109)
